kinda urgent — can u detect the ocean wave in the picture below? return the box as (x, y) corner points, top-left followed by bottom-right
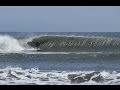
(0, 35), (24, 52)
(0, 67), (120, 85)
(0, 35), (35, 52)
(27, 36), (120, 52)
(1, 34), (120, 52)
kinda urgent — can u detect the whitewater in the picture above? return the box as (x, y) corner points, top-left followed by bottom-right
(0, 67), (120, 85)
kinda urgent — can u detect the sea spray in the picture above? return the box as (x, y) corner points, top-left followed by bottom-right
(0, 35), (24, 52)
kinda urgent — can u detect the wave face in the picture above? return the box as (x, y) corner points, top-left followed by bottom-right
(0, 35), (24, 52)
(27, 36), (120, 52)
(0, 67), (120, 85)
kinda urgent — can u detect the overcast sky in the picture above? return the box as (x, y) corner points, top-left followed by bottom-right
(0, 6), (120, 32)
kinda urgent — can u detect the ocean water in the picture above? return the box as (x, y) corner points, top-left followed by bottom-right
(0, 32), (120, 85)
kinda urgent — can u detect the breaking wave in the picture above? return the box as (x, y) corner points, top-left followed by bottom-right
(0, 67), (120, 85)
(0, 35), (24, 52)
(1, 35), (120, 53)
(27, 36), (120, 52)
(0, 35), (35, 52)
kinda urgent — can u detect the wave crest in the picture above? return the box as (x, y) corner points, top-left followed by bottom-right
(0, 35), (24, 52)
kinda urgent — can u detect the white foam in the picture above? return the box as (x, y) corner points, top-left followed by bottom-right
(0, 67), (120, 85)
(0, 51), (111, 55)
(0, 35), (24, 52)
(20, 51), (103, 55)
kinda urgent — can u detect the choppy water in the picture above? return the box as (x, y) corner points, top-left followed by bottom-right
(0, 32), (120, 85)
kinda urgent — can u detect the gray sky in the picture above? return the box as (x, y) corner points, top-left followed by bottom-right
(0, 6), (120, 32)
